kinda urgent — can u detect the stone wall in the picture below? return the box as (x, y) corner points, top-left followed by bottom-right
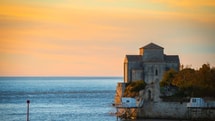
(125, 61), (142, 83)
(142, 49), (164, 62)
(131, 69), (143, 82)
(141, 81), (160, 102)
(138, 101), (187, 119)
(143, 62), (165, 84)
(137, 101), (215, 119)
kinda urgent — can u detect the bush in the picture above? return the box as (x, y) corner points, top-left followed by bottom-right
(123, 80), (146, 97)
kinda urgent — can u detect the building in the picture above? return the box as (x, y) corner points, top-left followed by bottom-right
(115, 43), (215, 120)
(124, 43), (180, 84)
(115, 42), (180, 104)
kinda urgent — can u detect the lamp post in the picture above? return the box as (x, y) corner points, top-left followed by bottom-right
(26, 100), (30, 121)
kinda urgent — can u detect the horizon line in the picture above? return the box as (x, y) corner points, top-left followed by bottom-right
(0, 76), (123, 78)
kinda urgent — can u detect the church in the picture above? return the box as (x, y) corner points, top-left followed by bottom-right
(115, 43), (215, 120)
(124, 43), (180, 84)
(115, 43), (180, 104)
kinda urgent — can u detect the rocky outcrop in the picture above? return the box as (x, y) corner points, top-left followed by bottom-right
(114, 82), (126, 104)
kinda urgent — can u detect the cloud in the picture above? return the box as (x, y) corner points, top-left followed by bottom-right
(150, 0), (215, 8)
(1, 0), (215, 76)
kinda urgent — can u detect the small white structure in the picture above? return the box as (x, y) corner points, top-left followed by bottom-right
(121, 98), (137, 107)
(121, 97), (144, 108)
(187, 98), (207, 108)
(115, 97), (144, 119)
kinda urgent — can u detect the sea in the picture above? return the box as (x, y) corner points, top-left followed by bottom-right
(0, 77), (122, 121)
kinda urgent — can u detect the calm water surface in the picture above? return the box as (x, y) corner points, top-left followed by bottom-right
(0, 77), (122, 121)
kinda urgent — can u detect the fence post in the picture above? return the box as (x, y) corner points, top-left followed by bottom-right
(26, 100), (30, 121)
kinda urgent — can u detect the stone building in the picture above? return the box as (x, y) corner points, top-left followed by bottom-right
(115, 43), (180, 104)
(123, 43), (180, 102)
(124, 42), (180, 84)
(115, 43), (215, 120)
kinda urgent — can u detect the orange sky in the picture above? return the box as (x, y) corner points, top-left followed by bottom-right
(0, 0), (215, 76)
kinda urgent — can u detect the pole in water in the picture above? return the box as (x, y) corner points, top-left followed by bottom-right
(26, 100), (30, 121)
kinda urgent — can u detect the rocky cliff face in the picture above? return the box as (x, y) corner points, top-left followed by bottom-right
(114, 82), (126, 104)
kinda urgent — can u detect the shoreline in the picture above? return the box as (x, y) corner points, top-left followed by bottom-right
(115, 118), (190, 121)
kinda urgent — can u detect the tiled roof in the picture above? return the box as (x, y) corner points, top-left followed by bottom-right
(140, 43), (164, 49)
(164, 55), (179, 62)
(126, 55), (142, 61)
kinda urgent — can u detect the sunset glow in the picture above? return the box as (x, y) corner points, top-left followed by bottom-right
(1, 0), (215, 76)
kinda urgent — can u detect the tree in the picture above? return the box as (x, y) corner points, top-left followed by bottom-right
(196, 64), (215, 97)
(172, 68), (195, 87)
(160, 69), (177, 87)
(171, 64), (215, 97)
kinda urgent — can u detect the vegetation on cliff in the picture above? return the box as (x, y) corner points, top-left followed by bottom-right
(160, 64), (215, 97)
(123, 80), (146, 97)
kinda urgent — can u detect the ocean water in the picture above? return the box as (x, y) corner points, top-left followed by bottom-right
(0, 77), (122, 121)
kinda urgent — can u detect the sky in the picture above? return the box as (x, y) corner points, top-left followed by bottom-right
(0, 0), (215, 76)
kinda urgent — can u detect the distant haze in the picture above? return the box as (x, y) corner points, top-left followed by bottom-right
(0, 0), (215, 76)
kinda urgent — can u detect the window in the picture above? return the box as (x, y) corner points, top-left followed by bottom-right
(148, 90), (151, 101)
(155, 69), (158, 76)
(192, 99), (196, 103)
